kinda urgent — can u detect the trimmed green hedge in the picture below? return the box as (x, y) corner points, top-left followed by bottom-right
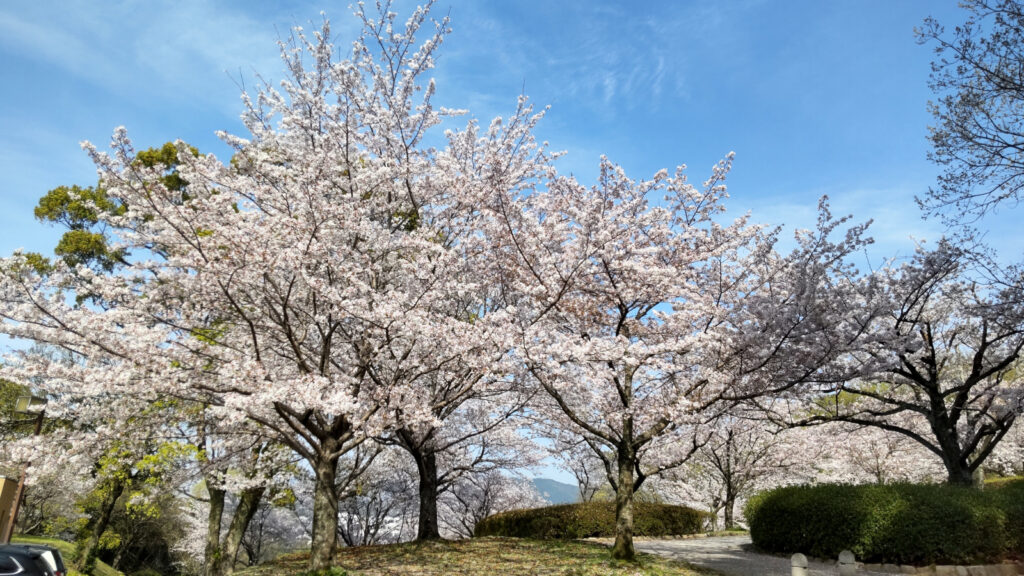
(474, 501), (710, 540)
(986, 477), (1024, 553)
(744, 480), (1024, 565)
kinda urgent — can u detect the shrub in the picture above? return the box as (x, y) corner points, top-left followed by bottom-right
(745, 483), (1021, 565)
(474, 501), (709, 540)
(987, 477), (1024, 552)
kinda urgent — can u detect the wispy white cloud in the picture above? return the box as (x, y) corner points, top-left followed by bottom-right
(742, 185), (950, 264)
(0, 10), (121, 87)
(0, 1), (363, 117)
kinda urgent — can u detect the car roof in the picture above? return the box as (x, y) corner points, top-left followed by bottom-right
(0, 549), (50, 576)
(1, 546), (63, 568)
(0, 545), (57, 554)
(0, 546), (44, 557)
(0, 545), (62, 560)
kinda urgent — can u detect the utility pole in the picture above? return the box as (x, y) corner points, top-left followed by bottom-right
(1, 396), (45, 544)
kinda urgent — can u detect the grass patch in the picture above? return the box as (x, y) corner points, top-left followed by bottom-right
(237, 537), (721, 576)
(12, 534), (122, 576)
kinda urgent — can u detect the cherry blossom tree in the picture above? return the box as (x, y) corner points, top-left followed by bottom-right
(986, 417), (1023, 476)
(481, 136), (876, 559)
(192, 424), (295, 576)
(792, 241), (1024, 485)
(0, 0), (897, 566)
(336, 448), (418, 546)
(548, 434), (608, 502)
(4, 145), (287, 576)
(917, 0), (1024, 222)
(439, 470), (546, 538)
(663, 413), (818, 530)
(379, 360), (535, 540)
(819, 424), (946, 484)
(0, 2), (547, 569)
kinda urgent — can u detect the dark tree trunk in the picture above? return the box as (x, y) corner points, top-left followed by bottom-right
(413, 449), (441, 541)
(75, 477), (126, 576)
(723, 491), (736, 530)
(944, 458), (975, 486)
(610, 445), (636, 561)
(310, 451), (340, 572)
(218, 486), (266, 574)
(205, 486), (227, 576)
(932, 417), (974, 486)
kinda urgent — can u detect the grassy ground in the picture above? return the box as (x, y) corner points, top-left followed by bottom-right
(12, 534), (122, 576)
(239, 537), (721, 576)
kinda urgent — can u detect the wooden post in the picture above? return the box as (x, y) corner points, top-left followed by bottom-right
(0, 409), (44, 544)
(0, 478), (17, 542)
(791, 553), (808, 576)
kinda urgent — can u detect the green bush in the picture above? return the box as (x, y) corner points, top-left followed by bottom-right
(474, 501), (709, 540)
(987, 477), (1024, 552)
(745, 482), (1023, 565)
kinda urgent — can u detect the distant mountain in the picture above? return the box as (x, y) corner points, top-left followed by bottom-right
(531, 478), (579, 505)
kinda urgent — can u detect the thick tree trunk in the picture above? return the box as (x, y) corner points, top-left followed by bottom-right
(929, 398), (979, 488)
(610, 448), (636, 561)
(310, 451), (340, 572)
(941, 452), (974, 486)
(75, 477), (126, 575)
(218, 486), (266, 574)
(205, 486), (227, 576)
(723, 494), (736, 530)
(413, 450), (442, 541)
(722, 479), (737, 530)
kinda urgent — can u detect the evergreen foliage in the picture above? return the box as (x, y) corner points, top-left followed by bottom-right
(745, 481), (1024, 565)
(473, 502), (708, 540)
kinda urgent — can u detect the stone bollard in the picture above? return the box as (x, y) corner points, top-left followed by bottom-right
(838, 550), (856, 576)
(792, 553), (809, 576)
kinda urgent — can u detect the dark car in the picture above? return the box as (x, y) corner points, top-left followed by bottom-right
(0, 549), (52, 576)
(0, 546), (65, 576)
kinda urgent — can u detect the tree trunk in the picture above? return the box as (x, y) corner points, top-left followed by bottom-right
(218, 486), (265, 574)
(930, 401), (978, 487)
(205, 486), (226, 576)
(310, 451), (340, 572)
(722, 478), (738, 530)
(110, 543), (125, 571)
(413, 449), (441, 541)
(708, 497), (722, 532)
(610, 447), (636, 561)
(942, 454), (974, 486)
(75, 477), (126, 575)
(723, 494), (736, 530)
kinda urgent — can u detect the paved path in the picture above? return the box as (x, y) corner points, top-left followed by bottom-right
(635, 535), (886, 576)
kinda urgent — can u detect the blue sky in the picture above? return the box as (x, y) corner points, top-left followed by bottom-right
(0, 0), (1017, 485)
(4, 0), (1020, 264)
(4, 0), (1019, 266)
